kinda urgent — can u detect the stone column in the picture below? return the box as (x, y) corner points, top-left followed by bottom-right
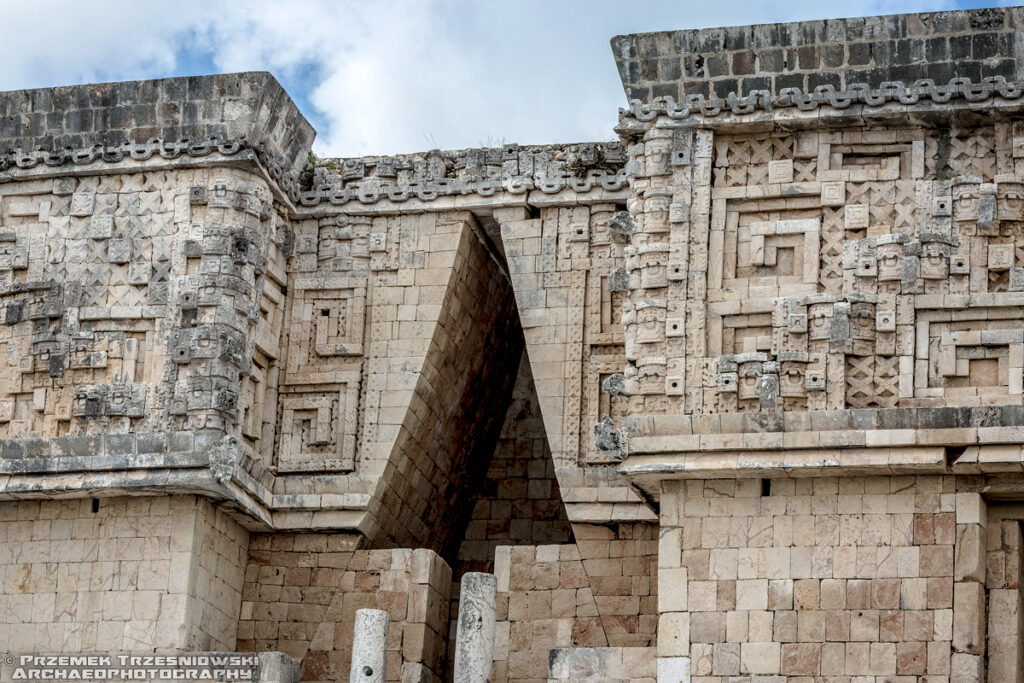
(454, 572), (497, 683)
(257, 653), (300, 683)
(349, 609), (389, 683)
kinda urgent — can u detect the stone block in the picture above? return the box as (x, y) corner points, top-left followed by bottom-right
(951, 652), (984, 682)
(954, 524), (985, 583)
(657, 612), (690, 657)
(658, 567), (688, 612)
(657, 656), (690, 683)
(952, 581), (985, 655)
(740, 641), (780, 675)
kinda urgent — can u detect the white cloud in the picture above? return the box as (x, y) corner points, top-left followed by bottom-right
(0, 0), (212, 89)
(0, 0), (962, 156)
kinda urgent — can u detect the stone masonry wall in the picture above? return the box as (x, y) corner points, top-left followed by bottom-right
(363, 213), (522, 554)
(237, 539), (451, 683)
(488, 522), (658, 682)
(986, 508), (1024, 683)
(0, 164), (295, 514)
(184, 497), (251, 651)
(0, 73), (314, 173)
(658, 476), (987, 680)
(444, 350), (574, 682)
(0, 495), (247, 653)
(548, 646), (658, 681)
(498, 202), (655, 524)
(612, 7), (1024, 102)
(453, 348), (572, 578)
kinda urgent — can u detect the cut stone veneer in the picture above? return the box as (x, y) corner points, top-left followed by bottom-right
(0, 496), (247, 652)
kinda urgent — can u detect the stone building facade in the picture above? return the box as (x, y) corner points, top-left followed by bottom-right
(1, 6), (1024, 682)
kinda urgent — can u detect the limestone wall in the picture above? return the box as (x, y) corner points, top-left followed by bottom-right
(657, 476), (986, 680)
(0, 164), (295, 527)
(237, 540), (451, 683)
(0, 495), (247, 653)
(0, 75), (643, 543)
(453, 349), (572, 577)
(184, 498), (251, 651)
(548, 646), (657, 681)
(488, 523), (658, 681)
(354, 212), (521, 551)
(0, 142), (538, 545)
(985, 509), (1024, 683)
(0, 167), (276, 437)
(609, 119), (1024, 441)
(499, 203), (657, 523)
(606, 28), (1024, 675)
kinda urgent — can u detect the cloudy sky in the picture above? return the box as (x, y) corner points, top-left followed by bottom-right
(0, 0), (1008, 156)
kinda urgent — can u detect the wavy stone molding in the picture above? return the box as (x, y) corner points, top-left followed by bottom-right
(0, 136), (304, 204)
(0, 137), (629, 209)
(297, 168), (628, 207)
(299, 142), (629, 207)
(620, 76), (1024, 121)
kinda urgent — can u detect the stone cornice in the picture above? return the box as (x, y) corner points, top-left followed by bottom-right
(0, 135), (631, 213)
(616, 77), (1024, 131)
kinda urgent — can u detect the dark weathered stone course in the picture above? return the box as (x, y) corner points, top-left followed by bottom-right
(0, 72), (315, 173)
(613, 6), (1024, 102)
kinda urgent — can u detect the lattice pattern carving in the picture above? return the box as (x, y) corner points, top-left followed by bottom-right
(618, 124), (1024, 415)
